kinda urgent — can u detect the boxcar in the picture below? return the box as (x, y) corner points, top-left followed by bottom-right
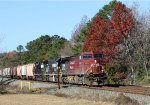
(12, 67), (17, 78)
(17, 66), (21, 79)
(21, 65), (27, 79)
(2, 68), (7, 77)
(6, 68), (11, 77)
(26, 64), (34, 80)
(0, 69), (2, 76)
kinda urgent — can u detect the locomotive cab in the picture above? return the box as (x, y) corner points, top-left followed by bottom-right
(81, 51), (104, 75)
(81, 52), (107, 86)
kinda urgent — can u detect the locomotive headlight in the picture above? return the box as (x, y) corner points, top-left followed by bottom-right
(94, 60), (97, 63)
(41, 63), (44, 69)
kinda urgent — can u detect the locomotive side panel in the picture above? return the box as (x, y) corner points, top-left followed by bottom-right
(69, 55), (81, 74)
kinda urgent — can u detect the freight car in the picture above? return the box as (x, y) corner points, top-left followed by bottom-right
(26, 64), (34, 80)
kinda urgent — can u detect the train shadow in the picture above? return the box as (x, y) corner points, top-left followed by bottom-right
(104, 84), (126, 87)
(90, 84), (126, 88)
(0, 78), (16, 86)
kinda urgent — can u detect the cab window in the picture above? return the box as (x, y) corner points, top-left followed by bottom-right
(94, 54), (103, 58)
(83, 54), (93, 59)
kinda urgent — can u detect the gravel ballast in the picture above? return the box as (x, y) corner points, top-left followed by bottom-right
(4, 78), (150, 105)
(50, 86), (150, 105)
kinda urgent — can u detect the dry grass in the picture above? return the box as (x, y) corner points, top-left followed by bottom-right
(6, 84), (48, 94)
(32, 88), (48, 94)
(114, 93), (140, 105)
(54, 92), (69, 97)
(0, 94), (115, 105)
(52, 92), (142, 105)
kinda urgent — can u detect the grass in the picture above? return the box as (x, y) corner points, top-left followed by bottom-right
(114, 93), (140, 105)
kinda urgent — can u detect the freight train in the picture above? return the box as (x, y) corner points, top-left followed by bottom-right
(0, 51), (107, 86)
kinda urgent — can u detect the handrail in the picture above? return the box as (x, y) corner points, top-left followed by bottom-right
(85, 64), (96, 75)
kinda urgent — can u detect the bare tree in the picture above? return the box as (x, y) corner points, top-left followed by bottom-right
(70, 16), (89, 53)
(70, 16), (89, 44)
(112, 2), (150, 85)
(59, 41), (74, 56)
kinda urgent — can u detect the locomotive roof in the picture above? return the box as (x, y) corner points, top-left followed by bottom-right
(82, 51), (103, 54)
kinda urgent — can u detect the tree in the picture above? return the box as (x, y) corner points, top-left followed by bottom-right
(0, 52), (19, 68)
(0, 35), (67, 65)
(16, 45), (24, 53)
(71, 16), (89, 54)
(82, 15), (108, 52)
(97, 0), (117, 20)
(59, 41), (74, 56)
(104, 1), (134, 61)
(16, 45), (24, 65)
(114, 4), (150, 84)
(71, 0), (118, 54)
(25, 35), (67, 62)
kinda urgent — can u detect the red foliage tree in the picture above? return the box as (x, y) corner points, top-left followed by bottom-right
(104, 2), (134, 62)
(111, 2), (134, 40)
(82, 15), (108, 52)
(82, 2), (134, 64)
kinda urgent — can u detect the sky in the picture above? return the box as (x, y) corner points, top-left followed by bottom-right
(0, 0), (149, 52)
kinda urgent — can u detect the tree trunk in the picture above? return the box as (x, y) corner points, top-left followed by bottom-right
(130, 65), (135, 85)
(143, 61), (149, 78)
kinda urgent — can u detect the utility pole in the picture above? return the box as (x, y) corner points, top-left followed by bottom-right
(57, 66), (60, 89)
(57, 57), (61, 89)
(43, 66), (46, 81)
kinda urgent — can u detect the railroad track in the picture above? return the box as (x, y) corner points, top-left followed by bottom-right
(8, 78), (150, 96)
(80, 85), (150, 96)
(33, 80), (150, 96)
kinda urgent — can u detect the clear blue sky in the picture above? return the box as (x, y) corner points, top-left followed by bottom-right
(0, 0), (149, 52)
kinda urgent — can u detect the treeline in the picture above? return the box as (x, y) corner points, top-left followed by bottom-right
(1, 0), (150, 84)
(0, 35), (67, 68)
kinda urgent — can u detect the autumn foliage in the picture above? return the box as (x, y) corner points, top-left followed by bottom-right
(83, 2), (134, 63)
(82, 15), (108, 52)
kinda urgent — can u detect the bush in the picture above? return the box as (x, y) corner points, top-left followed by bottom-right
(139, 76), (150, 85)
(105, 65), (128, 84)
